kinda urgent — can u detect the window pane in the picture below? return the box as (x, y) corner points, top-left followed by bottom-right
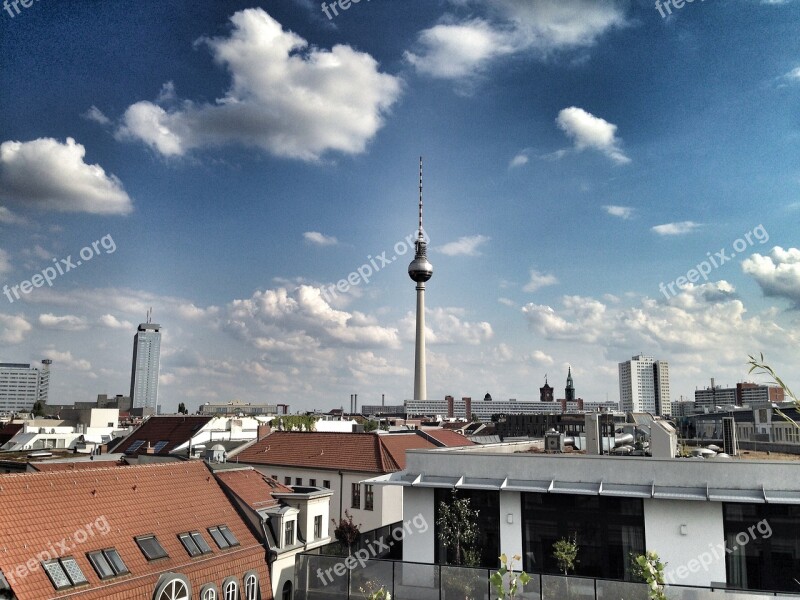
(209, 526), (230, 549)
(60, 558), (88, 585)
(103, 548), (128, 575)
(136, 535), (169, 560)
(191, 531), (213, 554)
(179, 533), (201, 556)
(42, 561), (72, 589)
(219, 525), (239, 547)
(88, 551), (114, 579)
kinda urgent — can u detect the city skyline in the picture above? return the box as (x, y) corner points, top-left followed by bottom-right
(0, 2), (799, 412)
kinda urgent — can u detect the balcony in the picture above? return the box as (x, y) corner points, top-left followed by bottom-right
(294, 554), (797, 600)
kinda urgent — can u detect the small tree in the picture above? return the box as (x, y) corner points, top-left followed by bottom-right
(363, 419), (379, 432)
(332, 509), (361, 555)
(552, 535), (579, 576)
(633, 551), (667, 600)
(490, 553), (531, 600)
(177, 402), (187, 415)
(31, 400), (46, 417)
(436, 495), (480, 566)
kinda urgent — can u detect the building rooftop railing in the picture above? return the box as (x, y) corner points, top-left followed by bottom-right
(294, 553), (798, 600)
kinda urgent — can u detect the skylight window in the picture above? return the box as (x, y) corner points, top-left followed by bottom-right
(190, 531), (213, 554)
(152, 440), (170, 453)
(208, 526), (229, 549)
(218, 525), (239, 547)
(126, 439), (146, 453)
(135, 535), (169, 560)
(88, 548), (129, 579)
(42, 557), (87, 590)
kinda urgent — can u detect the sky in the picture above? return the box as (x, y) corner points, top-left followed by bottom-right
(0, 0), (799, 413)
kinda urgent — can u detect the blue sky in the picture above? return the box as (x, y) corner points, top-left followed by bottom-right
(0, 0), (798, 412)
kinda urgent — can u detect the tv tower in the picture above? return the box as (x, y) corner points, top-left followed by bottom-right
(408, 157), (433, 401)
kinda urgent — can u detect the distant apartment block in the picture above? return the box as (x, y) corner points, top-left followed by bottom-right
(695, 378), (784, 408)
(0, 360), (51, 414)
(619, 355), (671, 416)
(130, 322), (161, 409)
(199, 400), (289, 416)
(405, 395), (618, 421)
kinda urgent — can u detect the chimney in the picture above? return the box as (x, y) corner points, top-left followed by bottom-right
(144, 442), (155, 455)
(446, 395), (454, 418)
(711, 377), (715, 389)
(354, 394), (358, 414)
(462, 397), (472, 420)
(257, 423), (271, 440)
(350, 394), (353, 414)
(382, 393), (385, 407)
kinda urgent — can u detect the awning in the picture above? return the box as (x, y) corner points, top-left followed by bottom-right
(764, 489), (800, 504)
(457, 477), (505, 490)
(652, 485), (708, 501)
(708, 487), (766, 503)
(599, 482), (653, 499)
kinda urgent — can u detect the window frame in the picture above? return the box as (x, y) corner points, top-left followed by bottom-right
(284, 519), (295, 547)
(351, 482), (361, 509)
(314, 515), (322, 539)
(135, 534), (169, 561)
(365, 484), (374, 511)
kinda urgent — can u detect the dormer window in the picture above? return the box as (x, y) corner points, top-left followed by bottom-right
(284, 520), (295, 547)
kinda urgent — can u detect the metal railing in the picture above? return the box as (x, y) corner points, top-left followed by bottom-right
(294, 553), (798, 600)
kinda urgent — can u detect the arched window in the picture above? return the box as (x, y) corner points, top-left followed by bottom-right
(155, 578), (190, 600)
(244, 573), (258, 600)
(282, 580), (293, 600)
(200, 585), (219, 600)
(224, 579), (239, 600)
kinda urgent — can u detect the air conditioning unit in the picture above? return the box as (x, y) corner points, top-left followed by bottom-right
(545, 430), (565, 453)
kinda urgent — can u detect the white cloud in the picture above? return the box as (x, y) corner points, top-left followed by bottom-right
(98, 314), (134, 329)
(509, 152), (529, 168)
(38, 313), (89, 331)
(603, 205), (634, 220)
(0, 206), (26, 225)
(406, 0), (626, 80)
(529, 350), (554, 366)
(651, 221), (701, 236)
(118, 8), (402, 161)
(556, 107), (630, 164)
(0, 138), (133, 215)
(82, 106), (111, 125)
(304, 231), (338, 246)
(0, 249), (10, 275)
(400, 307), (493, 345)
(742, 246), (800, 305)
(523, 269), (558, 293)
(438, 234), (490, 256)
(40, 348), (92, 371)
(785, 66), (800, 81)
(0, 313), (31, 344)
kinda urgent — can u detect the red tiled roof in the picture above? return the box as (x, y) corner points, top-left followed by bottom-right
(0, 461), (270, 599)
(214, 468), (292, 510)
(236, 431), (435, 473)
(29, 460), (129, 472)
(112, 415), (212, 456)
(379, 434), (437, 470)
(422, 429), (475, 447)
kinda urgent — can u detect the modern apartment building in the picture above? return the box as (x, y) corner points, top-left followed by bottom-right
(0, 360), (51, 414)
(619, 355), (671, 416)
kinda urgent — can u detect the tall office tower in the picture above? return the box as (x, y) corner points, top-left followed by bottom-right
(0, 360), (52, 413)
(618, 355), (671, 416)
(408, 157), (433, 401)
(565, 366), (575, 402)
(130, 311), (162, 409)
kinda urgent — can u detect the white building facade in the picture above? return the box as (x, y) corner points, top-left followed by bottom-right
(619, 355), (671, 416)
(0, 361), (51, 414)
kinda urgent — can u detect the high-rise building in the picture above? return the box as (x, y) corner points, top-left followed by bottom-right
(130, 315), (162, 410)
(0, 360), (51, 413)
(408, 157), (433, 401)
(618, 355), (671, 416)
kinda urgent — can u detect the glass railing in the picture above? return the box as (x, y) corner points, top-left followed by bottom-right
(294, 554), (797, 600)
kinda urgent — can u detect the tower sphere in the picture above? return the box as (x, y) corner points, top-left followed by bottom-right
(408, 243), (433, 282)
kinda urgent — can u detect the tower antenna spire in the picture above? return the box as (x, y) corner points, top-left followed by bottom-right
(418, 156), (424, 240)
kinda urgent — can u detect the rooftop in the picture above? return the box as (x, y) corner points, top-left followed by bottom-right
(110, 415), (213, 456)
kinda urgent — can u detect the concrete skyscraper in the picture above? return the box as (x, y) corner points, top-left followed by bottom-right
(130, 310), (162, 410)
(618, 354), (671, 416)
(408, 157), (433, 401)
(0, 360), (51, 413)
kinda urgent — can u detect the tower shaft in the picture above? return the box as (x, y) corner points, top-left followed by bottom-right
(414, 282), (427, 401)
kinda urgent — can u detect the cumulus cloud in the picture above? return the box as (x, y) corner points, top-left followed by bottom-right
(406, 0), (626, 80)
(523, 269), (558, 293)
(40, 348), (92, 371)
(509, 152), (529, 168)
(38, 313), (89, 331)
(0, 313), (31, 344)
(556, 107), (630, 164)
(401, 307), (493, 345)
(304, 231), (338, 246)
(438, 234), (490, 256)
(651, 221), (701, 236)
(117, 8), (402, 161)
(0, 138), (133, 214)
(225, 284), (400, 350)
(0, 206), (26, 225)
(82, 106), (111, 125)
(98, 314), (134, 329)
(785, 66), (800, 81)
(742, 246), (800, 305)
(603, 205), (634, 220)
